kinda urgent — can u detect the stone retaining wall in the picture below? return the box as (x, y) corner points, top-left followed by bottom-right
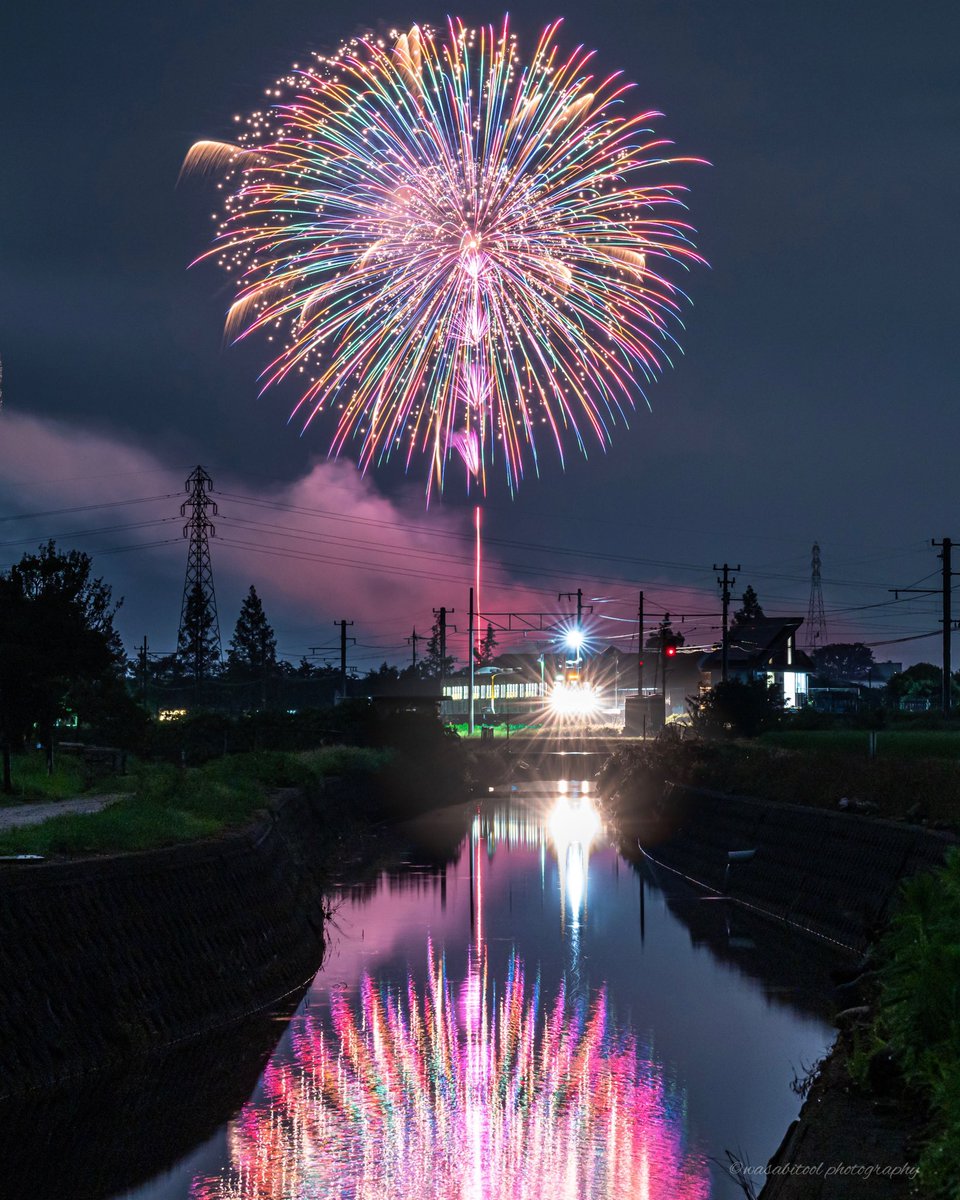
(638, 785), (954, 953)
(0, 788), (331, 1099)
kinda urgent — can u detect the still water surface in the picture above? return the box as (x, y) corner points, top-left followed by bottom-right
(118, 781), (840, 1200)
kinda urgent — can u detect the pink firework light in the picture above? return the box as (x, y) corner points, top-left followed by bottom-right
(184, 19), (706, 500)
(192, 945), (710, 1200)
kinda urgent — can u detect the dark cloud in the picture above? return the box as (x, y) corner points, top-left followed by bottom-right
(2, 0), (957, 663)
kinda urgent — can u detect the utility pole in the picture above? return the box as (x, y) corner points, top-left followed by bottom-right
(468, 587), (475, 736)
(138, 635), (149, 704)
(637, 591), (644, 697)
(714, 562), (741, 684)
(433, 606), (454, 699)
(893, 540), (958, 715)
(406, 627), (420, 670)
(558, 588), (584, 628)
(659, 616), (670, 710)
(934, 538), (957, 714)
(558, 588), (591, 670)
(335, 620), (355, 700)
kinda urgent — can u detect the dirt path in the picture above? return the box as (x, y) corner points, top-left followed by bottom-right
(0, 795), (129, 832)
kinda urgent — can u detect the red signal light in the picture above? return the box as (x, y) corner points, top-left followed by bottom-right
(665, 643), (677, 658)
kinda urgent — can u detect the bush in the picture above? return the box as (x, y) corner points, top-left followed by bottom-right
(688, 679), (784, 738)
(300, 746), (392, 778)
(874, 851), (960, 1195)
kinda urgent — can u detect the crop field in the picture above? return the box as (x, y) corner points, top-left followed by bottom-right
(760, 729), (960, 760)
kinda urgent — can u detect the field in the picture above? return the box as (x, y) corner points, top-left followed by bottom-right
(760, 729), (960, 761)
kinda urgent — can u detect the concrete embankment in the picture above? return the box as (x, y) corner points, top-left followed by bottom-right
(611, 780), (951, 1199)
(621, 783), (954, 953)
(0, 785), (337, 1099)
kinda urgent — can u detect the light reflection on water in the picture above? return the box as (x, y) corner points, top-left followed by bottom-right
(193, 944), (709, 1200)
(190, 789), (837, 1200)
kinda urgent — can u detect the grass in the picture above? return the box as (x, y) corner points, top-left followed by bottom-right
(601, 738), (960, 825)
(446, 722), (544, 738)
(761, 729), (960, 761)
(865, 850), (960, 1196)
(299, 746), (393, 776)
(1, 753), (95, 803)
(0, 746), (391, 858)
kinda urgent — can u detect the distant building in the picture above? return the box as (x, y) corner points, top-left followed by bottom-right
(699, 618), (812, 709)
(864, 661), (902, 687)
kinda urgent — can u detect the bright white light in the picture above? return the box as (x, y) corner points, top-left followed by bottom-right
(565, 846), (586, 916)
(564, 629), (585, 652)
(549, 681), (598, 718)
(548, 795), (601, 849)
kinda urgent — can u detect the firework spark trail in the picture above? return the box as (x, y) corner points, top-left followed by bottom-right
(191, 945), (710, 1199)
(186, 18), (704, 497)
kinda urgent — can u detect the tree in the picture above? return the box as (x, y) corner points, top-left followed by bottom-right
(177, 581), (220, 683)
(885, 663), (955, 707)
(364, 662), (400, 685)
(226, 587), (277, 679)
(475, 623), (498, 666)
(645, 614), (685, 652)
(732, 586), (765, 627)
(812, 642), (875, 682)
(689, 678), (784, 738)
(0, 583), (39, 790)
(9, 540), (123, 663)
(0, 543), (124, 786)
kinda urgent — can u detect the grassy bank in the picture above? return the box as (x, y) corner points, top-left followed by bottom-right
(0, 748), (391, 857)
(850, 850), (960, 1196)
(600, 738), (960, 826)
(1, 753), (95, 802)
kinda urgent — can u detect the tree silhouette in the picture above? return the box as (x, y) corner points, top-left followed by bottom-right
(645, 614), (685, 651)
(177, 580), (220, 683)
(732, 586), (765, 626)
(475, 623), (498, 666)
(812, 642), (874, 682)
(227, 587), (277, 676)
(225, 586), (278, 708)
(0, 543), (124, 785)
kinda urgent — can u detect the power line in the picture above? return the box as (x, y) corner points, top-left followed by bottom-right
(0, 493), (180, 524)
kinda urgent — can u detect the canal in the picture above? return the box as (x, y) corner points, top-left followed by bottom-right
(5, 773), (847, 1199)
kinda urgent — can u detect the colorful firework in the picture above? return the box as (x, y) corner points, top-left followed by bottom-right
(191, 944), (710, 1200)
(185, 19), (705, 497)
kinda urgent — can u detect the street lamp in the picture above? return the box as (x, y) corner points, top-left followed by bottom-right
(475, 665), (518, 735)
(564, 628), (585, 665)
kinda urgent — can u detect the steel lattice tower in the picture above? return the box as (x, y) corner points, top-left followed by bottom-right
(177, 466), (222, 677)
(804, 541), (828, 652)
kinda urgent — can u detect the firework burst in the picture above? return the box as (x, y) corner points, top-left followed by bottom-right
(186, 19), (705, 497)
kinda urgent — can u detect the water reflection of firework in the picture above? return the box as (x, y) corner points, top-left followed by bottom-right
(193, 945), (708, 1200)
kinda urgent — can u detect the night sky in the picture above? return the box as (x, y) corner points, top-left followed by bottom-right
(2, 0), (958, 669)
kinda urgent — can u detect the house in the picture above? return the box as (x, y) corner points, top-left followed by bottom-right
(699, 618), (813, 709)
